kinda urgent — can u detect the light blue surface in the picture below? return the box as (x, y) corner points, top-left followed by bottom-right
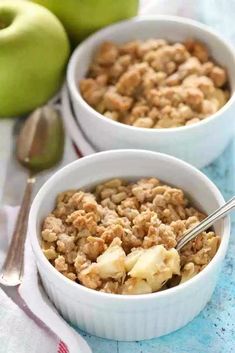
(76, 140), (235, 352)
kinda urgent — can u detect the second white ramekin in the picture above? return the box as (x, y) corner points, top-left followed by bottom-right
(67, 16), (235, 168)
(29, 150), (230, 341)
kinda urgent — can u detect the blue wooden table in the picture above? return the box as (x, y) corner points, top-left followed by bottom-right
(76, 140), (235, 353)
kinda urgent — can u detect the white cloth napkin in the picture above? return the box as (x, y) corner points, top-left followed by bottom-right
(0, 206), (92, 353)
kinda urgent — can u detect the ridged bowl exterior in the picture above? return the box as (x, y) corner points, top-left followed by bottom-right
(37, 259), (220, 341)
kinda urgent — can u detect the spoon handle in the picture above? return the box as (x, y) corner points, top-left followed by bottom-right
(176, 196), (235, 251)
(0, 176), (35, 286)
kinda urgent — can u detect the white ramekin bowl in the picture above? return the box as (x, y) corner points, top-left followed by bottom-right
(29, 150), (230, 341)
(67, 16), (235, 169)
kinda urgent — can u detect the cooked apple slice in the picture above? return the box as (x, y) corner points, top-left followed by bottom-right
(96, 238), (126, 279)
(180, 262), (198, 284)
(129, 245), (167, 278)
(146, 268), (173, 291)
(124, 248), (144, 272)
(129, 245), (180, 291)
(122, 278), (152, 295)
(165, 248), (181, 275)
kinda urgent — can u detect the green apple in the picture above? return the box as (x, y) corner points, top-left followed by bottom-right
(0, 1), (70, 117)
(31, 0), (139, 44)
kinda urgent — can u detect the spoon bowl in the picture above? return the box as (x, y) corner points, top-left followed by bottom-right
(17, 105), (64, 173)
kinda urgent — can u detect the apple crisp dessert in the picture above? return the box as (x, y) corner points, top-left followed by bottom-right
(79, 39), (229, 128)
(41, 178), (220, 294)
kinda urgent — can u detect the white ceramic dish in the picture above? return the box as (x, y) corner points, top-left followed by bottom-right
(29, 150), (230, 341)
(67, 16), (235, 169)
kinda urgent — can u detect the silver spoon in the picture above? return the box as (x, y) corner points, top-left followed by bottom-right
(0, 105), (64, 286)
(163, 197), (234, 290)
(176, 196), (235, 251)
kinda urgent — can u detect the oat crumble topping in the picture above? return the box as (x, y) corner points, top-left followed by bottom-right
(79, 39), (229, 128)
(41, 178), (220, 294)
